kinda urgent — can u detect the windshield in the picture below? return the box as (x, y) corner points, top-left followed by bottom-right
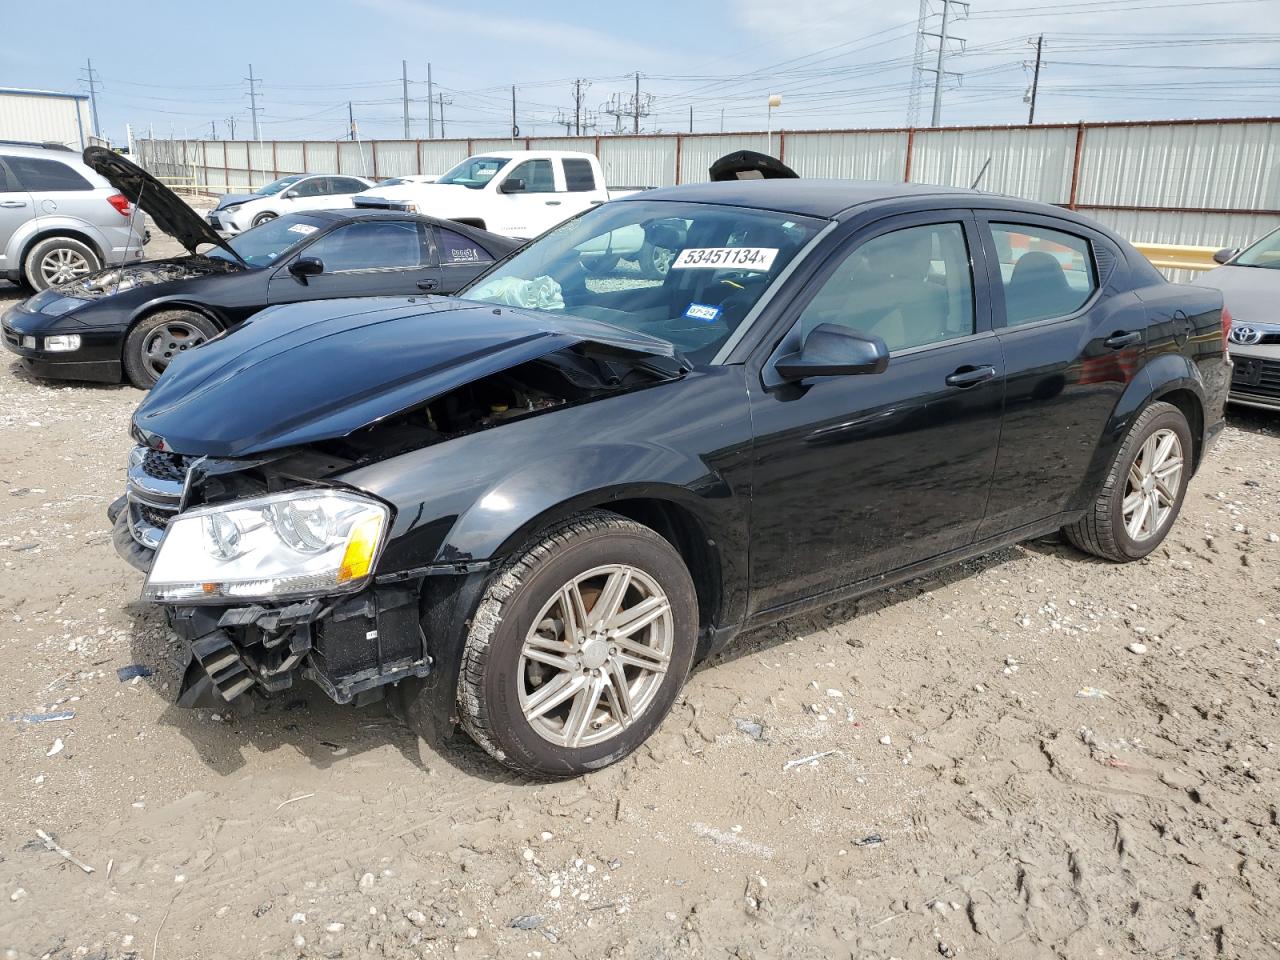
(460, 199), (826, 362)
(436, 156), (508, 189)
(1234, 226), (1280, 269)
(255, 175), (306, 197)
(206, 214), (328, 267)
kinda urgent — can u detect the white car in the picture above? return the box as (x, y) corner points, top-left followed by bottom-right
(207, 174), (374, 235)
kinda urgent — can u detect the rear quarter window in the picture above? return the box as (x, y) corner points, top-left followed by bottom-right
(7, 156), (93, 192)
(563, 159), (597, 193)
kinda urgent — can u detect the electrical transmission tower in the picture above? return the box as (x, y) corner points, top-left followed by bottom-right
(601, 74), (653, 134)
(80, 59), (102, 139)
(245, 64), (264, 141)
(907, 0), (931, 125)
(921, 0), (969, 126)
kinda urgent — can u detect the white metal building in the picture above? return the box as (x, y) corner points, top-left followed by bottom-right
(0, 87), (92, 148)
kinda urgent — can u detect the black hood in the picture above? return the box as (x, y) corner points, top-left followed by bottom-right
(133, 297), (683, 457)
(82, 147), (248, 267)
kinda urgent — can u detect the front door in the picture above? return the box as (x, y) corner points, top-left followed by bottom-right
(267, 219), (442, 303)
(746, 214), (1005, 615)
(495, 158), (565, 237)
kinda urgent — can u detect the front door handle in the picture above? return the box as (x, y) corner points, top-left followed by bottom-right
(0, 200), (26, 208)
(1104, 330), (1142, 349)
(545, 200), (561, 206)
(417, 278), (440, 291)
(945, 364), (997, 388)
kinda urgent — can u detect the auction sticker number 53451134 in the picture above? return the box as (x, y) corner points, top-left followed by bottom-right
(672, 247), (779, 270)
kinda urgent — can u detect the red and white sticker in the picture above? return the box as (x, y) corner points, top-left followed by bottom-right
(671, 247), (778, 271)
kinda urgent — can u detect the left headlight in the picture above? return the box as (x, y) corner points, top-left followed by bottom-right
(142, 489), (390, 604)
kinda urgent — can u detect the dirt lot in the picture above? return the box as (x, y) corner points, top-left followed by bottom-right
(1, 232), (1279, 960)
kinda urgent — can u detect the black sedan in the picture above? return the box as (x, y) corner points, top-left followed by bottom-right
(1, 148), (519, 387)
(109, 174), (1229, 778)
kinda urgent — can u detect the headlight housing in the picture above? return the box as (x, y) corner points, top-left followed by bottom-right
(143, 489), (390, 604)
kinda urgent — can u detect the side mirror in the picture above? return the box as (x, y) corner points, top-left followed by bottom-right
(499, 177), (526, 194)
(774, 323), (889, 381)
(288, 257), (324, 280)
(282, 189), (299, 200)
(1213, 247), (1238, 265)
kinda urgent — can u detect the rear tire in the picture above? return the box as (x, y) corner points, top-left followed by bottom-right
(1063, 401), (1192, 562)
(449, 510), (698, 778)
(123, 310), (219, 388)
(638, 241), (675, 279)
(23, 236), (100, 291)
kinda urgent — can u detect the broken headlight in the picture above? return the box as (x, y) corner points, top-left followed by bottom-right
(142, 489), (389, 604)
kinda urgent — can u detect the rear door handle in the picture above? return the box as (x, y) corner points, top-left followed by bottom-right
(0, 200), (26, 208)
(1104, 330), (1142, 349)
(945, 365), (997, 388)
(417, 278), (439, 291)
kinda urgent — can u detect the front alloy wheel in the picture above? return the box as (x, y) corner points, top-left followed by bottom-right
(519, 564), (673, 749)
(451, 511), (698, 777)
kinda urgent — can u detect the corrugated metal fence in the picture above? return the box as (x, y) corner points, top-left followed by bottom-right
(137, 117), (1280, 257)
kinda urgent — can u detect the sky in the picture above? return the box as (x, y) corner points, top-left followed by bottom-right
(4, 0), (1279, 144)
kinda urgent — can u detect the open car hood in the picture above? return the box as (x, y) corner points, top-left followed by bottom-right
(82, 147), (247, 267)
(133, 297), (685, 458)
(709, 150), (799, 181)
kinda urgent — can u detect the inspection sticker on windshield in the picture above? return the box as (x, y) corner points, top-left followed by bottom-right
(671, 247), (778, 270)
(684, 303), (723, 323)
(287, 224), (318, 235)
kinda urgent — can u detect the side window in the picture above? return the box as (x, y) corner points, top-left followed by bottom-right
(0, 160), (18, 193)
(291, 177), (329, 198)
(304, 220), (425, 272)
(797, 222), (974, 353)
(436, 227), (492, 266)
(331, 177), (368, 194)
(506, 159), (555, 193)
(989, 223), (1096, 326)
(7, 156), (92, 192)
(563, 159), (597, 192)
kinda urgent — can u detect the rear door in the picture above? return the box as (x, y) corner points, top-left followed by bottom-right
(746, 212), (1006, 613)
(973, 212), (1142, 538)
(267, 218), (441, 303)
(0, 157), (34, 274)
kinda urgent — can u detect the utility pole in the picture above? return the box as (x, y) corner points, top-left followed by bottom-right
(930, 0), (951, 126)
(226, 116), (237, 139)
(402, 59), (410, 137)
(427, 62), (435, 139)
(633, 72), (641, 134)
(246, 64), (262, 141)
(210, 120), (217, 140)
(82, 58), (102, 139)
(689, 105), (693, 133)
(348, 101), (355, 141)
(574, 79), (582, 136)
(1027, 34), (1043, 125)
(438, 93), (452, 138)
(511, 86), (518, 142)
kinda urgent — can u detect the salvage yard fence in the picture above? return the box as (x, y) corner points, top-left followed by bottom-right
(137, 117), (1280, 274)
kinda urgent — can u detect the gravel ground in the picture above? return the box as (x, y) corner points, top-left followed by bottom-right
(1, 230), (1279, 959)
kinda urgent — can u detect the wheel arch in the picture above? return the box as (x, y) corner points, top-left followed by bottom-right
(20, 228), (105, 273)
(121, 301), (230, 368)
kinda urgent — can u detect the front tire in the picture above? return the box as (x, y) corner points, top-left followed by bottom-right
(251, 211), (277, 227)
(24, 236), (100, 291)
(1063, 401), (1192, 561)
(122, 310), (220, 388)
(454, 511), (698, 778)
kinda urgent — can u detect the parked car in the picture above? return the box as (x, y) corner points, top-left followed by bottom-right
(0, 141), (147, 291)
(207, 173), (374, 235)
(108, 171), (1229, 778)
(1201, 225), (1280, 411)
(353, 150), (648, 239)
(2, 148), (519, 387)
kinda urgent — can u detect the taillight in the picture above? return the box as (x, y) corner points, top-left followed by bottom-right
(106, 193), (132, 217)
(1221, 304), (1232, 356)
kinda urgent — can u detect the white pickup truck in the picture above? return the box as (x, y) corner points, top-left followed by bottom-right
(352, 150), (647, 240)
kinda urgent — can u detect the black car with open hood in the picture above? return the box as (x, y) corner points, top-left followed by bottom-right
(1, 150), (520, 387)
(107, 168), (1228, 780)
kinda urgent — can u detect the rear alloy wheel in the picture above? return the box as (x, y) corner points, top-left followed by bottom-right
(1063, 401), (1192, 561)
(639, 241), (676, 279)
(24, 236), (100, 291)
(251, 212), (277, 227)
(123, 310), (220, 388)
(454, 511), (698, 777)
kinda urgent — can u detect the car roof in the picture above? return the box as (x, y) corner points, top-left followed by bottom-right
(0, 141), (85, 161)
(624, 178), (979, 219)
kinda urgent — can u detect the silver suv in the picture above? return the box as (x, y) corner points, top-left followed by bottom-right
(0, 142), (147, 290)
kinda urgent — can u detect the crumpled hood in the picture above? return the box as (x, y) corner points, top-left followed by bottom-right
(1200, 265), (1280, 324)
(82, 147), (247, 267)
(214, 193), (260, 211)
(133, 297), (681, 458)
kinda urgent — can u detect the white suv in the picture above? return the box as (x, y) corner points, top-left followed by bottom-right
(0, 142), (147, 290)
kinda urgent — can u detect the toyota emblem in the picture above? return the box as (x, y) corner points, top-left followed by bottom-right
(1230, 325), (1264, 346)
